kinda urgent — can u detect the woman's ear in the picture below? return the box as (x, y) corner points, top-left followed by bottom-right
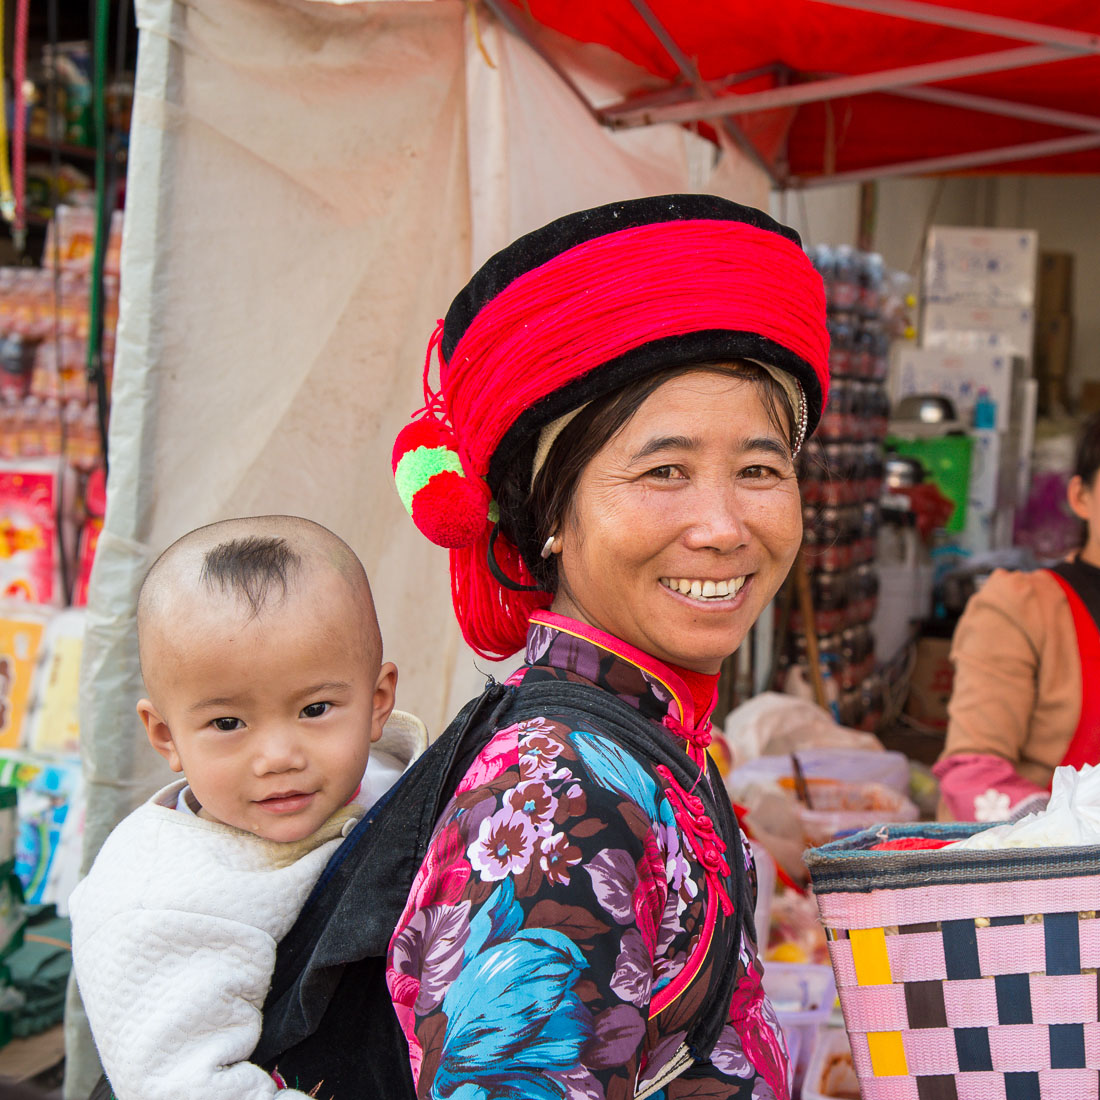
(1067, 474), (1092, 523)
(138, 699), (183, 772)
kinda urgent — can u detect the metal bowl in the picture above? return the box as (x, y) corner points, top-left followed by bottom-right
(893, 393), (959, 425)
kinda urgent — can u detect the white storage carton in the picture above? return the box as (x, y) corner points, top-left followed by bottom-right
(924, 226), (1038, 307)
(921, 302), (1035, 360)
(890, 348), (1026, 433)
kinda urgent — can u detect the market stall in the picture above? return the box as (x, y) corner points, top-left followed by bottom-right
(53, 1), (1100, 1097)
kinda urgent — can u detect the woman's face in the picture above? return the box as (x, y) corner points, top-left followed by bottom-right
(550, 370), (803, 674)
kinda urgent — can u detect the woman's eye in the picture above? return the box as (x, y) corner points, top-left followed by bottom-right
(212, 717), (243, 732)
(301, 702), (331, 719)
(742, 464), (782, 481)
(646, 465), (685, 480)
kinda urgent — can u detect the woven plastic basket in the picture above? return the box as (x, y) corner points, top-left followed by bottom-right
(804, 822), (1100, 1100)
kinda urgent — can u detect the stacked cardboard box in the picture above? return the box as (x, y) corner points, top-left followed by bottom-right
(906, 226), (1041, 551)
(1033, 251), (1074, 414)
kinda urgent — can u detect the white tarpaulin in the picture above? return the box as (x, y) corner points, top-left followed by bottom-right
(65, 1), (767, 1092)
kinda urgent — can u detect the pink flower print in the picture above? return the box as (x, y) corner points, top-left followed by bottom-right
(729, 962), (791, 1100)
(456, 728), (517, 794)
(385, 970), (424, 1085)
(538, 831), (582, 885)
(505, 780), (558, 832)
(518, 732), (565, 781)
(632, 830), (667, 959)
(408, 822), (472, 910)
(469, 806), (538, 881)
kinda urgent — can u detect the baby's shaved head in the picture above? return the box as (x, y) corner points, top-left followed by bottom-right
(137, 516), (379, 690)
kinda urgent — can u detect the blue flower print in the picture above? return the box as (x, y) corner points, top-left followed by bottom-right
(569, 732), (660, 821)
(435, 881), (594, 1099)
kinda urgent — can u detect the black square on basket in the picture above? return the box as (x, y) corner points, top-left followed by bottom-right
(1049, 1023), (1086, 1069)
(954, 1027), (993, 1072)
(942, 920), (982, 980)
(994, 973), (1032, 1025)
(916, 1074), (959, 1100)
(1043, 912), (1081, 976)
(1004, 1071), (1041, 1100)
(905, 981), (949, 1029)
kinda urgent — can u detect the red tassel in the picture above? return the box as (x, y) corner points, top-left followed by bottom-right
(451, 528), (552, 660)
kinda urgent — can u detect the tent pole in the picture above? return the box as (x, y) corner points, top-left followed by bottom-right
(624, 0), (780, 186)
(793, 131), (1100, 186)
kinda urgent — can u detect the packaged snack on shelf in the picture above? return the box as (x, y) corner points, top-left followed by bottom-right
(25, 609), (83, 756)
(0, 461), (72, 604)
(4, 755), (82, 906)
(0, 605), (51, 749)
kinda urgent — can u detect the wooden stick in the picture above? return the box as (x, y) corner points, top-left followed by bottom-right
(792, 548), (829, 710)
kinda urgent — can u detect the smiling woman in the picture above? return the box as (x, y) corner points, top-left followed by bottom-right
(262, 195), (830, 1100)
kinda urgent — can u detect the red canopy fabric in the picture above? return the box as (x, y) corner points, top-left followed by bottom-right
(501, 0), (1100, 181)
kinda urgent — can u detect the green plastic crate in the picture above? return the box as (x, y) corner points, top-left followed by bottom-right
(886, 433), (974, 532)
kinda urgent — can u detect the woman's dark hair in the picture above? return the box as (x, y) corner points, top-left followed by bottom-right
(495, 361), (796, 591)
(1074, 411), (1100, 487)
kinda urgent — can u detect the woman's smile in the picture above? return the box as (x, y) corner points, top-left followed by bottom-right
(658, 573), (749, 603)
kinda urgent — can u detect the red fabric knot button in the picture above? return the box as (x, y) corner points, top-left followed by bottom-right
(689, 727), (712, 748)
(696, 814), (715, 833)
(703, 847), (723, 871)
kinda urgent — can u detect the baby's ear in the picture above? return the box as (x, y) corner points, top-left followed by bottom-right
(138, 699), (183, 772)
(370, 662), (398, 743)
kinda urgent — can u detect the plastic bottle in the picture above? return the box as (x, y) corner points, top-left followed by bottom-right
(63, 400), (83, 466)
(39, 397), (61, 457)
(972, 387), (997, 430)
(0, 396), (18, 460)
(19, 395), (42, 457)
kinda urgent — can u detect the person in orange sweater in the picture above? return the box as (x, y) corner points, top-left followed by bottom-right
(935, 412), (1100, 821)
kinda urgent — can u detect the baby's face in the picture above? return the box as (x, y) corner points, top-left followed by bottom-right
(142, 569), (388, 842)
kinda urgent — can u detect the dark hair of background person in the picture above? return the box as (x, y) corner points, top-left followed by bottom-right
(495, 361), (796, 592)
(1074, 410), (1100, 487)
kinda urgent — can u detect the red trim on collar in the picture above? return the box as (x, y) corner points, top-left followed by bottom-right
(528, 609), (714, 730)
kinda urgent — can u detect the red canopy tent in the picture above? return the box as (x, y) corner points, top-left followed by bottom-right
(487, 0), (1100, 186)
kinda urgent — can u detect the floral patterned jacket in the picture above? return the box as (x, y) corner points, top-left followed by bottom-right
(386, 611), (789, 1100)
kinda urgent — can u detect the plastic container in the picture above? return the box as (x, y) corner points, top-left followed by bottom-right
(747, 839), (775, 943)
(795, 779), (920, 847)
(761, 962), (837, 1093)
(802, 1027), (859, 1100)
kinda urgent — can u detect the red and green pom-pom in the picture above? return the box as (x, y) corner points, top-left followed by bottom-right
(392, 420), (490, 548)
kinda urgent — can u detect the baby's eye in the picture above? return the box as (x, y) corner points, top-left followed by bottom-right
(300, 701), (332, 719)
(212, 717), (243, 732)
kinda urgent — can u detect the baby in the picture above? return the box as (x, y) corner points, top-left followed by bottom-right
(70, 516), (425, 1100)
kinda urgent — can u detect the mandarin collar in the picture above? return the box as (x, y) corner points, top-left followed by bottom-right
(522, 610), (716, 732)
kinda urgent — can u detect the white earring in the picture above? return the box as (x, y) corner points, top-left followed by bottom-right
(540, 535), (558, 559)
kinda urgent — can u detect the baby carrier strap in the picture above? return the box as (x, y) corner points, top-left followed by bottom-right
(250, 678), (748, 1097)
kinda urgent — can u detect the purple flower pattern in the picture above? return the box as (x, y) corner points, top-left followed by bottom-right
(386, 617), (788, 1100)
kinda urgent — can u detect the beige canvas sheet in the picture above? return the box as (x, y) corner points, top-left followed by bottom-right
(65, 1), (766, 1092)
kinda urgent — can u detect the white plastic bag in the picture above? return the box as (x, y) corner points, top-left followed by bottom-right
(724, 692), (882, 765)
(953, 763), (1100, 849)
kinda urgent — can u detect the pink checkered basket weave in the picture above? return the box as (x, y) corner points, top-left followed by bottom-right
(803, 822), (1100, 1100)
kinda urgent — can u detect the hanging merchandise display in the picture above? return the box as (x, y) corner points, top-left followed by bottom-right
(0, 0), (129, 943)
(784, 245), (897, 732)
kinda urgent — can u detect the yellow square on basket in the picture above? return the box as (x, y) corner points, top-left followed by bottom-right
(866, 1030), (909, 1077)
(849, 926), (892, 986)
